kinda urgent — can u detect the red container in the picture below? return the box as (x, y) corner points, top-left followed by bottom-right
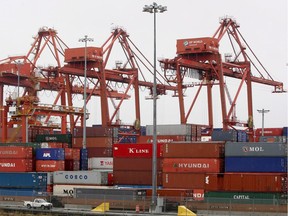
(113, 143), (163, 158)
(205, 173), (223, 191)
(113, 158), (163, 171)
(87, 147), (113, 157)
(73, 126), (115, 137)
(41, 142), (66, 148)
(163, 158), (223, 173)
(255, 128), (283, 136)
(65, 148), (80, 160)
(65, 160), (80, 171)
(163, 142), (224, 158)
(223, 173), (287, 192)
(0, 146), (33, 159)
(107, 172), (114, 186)
(73, 137), (114, 148)
(113, 170), (162, 186)
(36, 160), (65, 172)
(163, 173), (205, 189)
(137, 135), (186, 143)
(0, 159), (33, 172)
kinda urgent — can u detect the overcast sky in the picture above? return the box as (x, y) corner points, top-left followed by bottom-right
(0, 0), (287, 129)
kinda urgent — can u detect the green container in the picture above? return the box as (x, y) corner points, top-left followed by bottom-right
(204, 192), (286, 205)
(35, 134), (72, 144)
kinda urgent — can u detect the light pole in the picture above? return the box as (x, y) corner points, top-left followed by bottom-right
(79, 35), (93, 149)
(257, 108), (270, 136)
(143, 2), (167, 209)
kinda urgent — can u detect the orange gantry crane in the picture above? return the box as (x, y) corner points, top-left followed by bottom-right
(159, 17), (285, 136)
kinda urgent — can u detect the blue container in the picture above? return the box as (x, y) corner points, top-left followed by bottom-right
(225, 157), (287, 172)
(212, 129), (237, 141)
(0, 172), (47, 189)
(0, 188), (47, 196)
(237, 131), (248, 142)
(36, 148), (65, 160)
(283, 127), (288, 137)
(80, 148), (88, 170)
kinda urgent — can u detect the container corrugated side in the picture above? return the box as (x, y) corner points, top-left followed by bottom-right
(36, 160), (65, 172)
(0, 188), (47, 197)
(53, 170), (108, 185)
(211, 130), (237, 141)
(35, 148), (65, 160)
(0, 159), (33, 172)
(0, 147), (33, 159)
(113, 143), (163, 158)
(146, 124), (192, 136)
(35, 134), (72, 143)
(255, 128), (283, 136)
(87, 147), (113, 157)
(0, 172), (47, 189)
(225, 157), (287, 172)
(113, 158), (162, 171)
(225, 142), (287, 157)
(163, 158), (223, 173)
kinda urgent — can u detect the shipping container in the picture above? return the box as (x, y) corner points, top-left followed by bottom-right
(87, 147), (113, 157)
(74, 188), (146, 201)
(225, 157), (287, 172)
(146, 124), (192, 136)
(35, 148), (65, 160)
(211, 130), (237, 141)
(65, 160), (80, 171)
(53, 170), (108, 185)
(65, 148), (80, 160)
(113, 170), (162, 186)
(223, 173), (287, 192)
(0, 172), (47, 189)
(74, 126), (118, 138)
(176, 37), (219, 54)
(113, 158), (162, 171)
(259, 136), (287, 143)
(36, 160), (65, 172)
(225, 142), (287, 157)
(80, 149), (88, 170)
(163, 173), (205, 189)
(0, 159), (33, 172)
(113, 143), (163, 158)
(204, 191), (286, 204)
(73, 137), (114, 148)
(283, 127), (288, 137)
(88, 157), (113, 170)
(163, 142), (224, 158)
(35, 134), (72, 144)
(53, 184), (113, 197)
(255, 128), (283, 136)
(41, 142), (68, 148)
(163, 158), (223, 173)
(137, 135), (186, 143)
(0, 188), (47, 197)
(0, 146), (33, 159)
(0, 142), (41, 148)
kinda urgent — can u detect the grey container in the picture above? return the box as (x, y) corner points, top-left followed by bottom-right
(225, 142), (287, 157)
(146, 124), (192, 136)
(53, 170), (108, 185)
(212, 130), (237, 142)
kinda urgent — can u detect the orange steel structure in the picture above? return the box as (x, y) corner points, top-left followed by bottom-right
(0, 18), (285, 142)
(159, 17), (285, 135)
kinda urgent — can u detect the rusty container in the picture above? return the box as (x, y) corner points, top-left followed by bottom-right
(113, 158), (162, 171)
(36, 160), (65, 172)
(0, 146), (33, 159)
(73, 137), (114, 148)
(137, 135), (186, 143)
(113, 170), (163, 186)
(163, 142), (224, 158)
(176, 37), (219, 54)
(0, 159), (33, 172)
(163, 158), (223, 173)
(163, 173), (205, 189)
(223, 173), (287, 192)
(87, 147), (113, 157)
(113, 143), (163, 158)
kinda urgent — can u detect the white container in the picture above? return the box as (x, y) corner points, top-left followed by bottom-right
(88, 157), (113, 170)
(53, 184), (112, 197)
(53, 170), (108, 185)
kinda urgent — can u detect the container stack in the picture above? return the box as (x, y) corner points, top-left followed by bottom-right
(0, 146), (33, 172)
(35, 148), (65, 172)
(113, 143), (163, 186)
(162, 141), (225, 192)
(64, 148), (80, 171)
(52, 170), (110, 197)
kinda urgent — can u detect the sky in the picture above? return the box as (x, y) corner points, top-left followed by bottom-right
(0, 0), (287, 129)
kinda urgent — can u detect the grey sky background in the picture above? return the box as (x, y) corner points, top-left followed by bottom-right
(0, 0), (287, 129)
